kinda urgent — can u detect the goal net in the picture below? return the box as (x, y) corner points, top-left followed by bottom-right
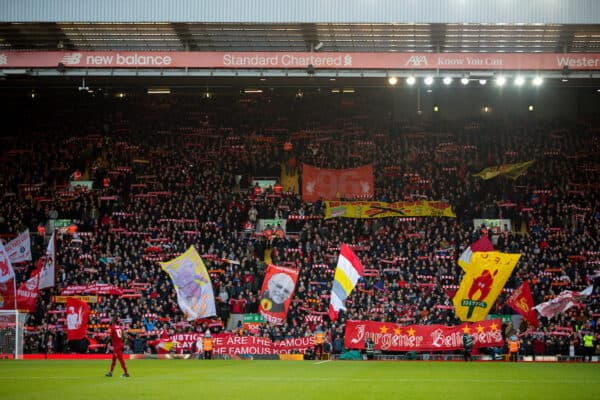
(0, 310), (26, 359)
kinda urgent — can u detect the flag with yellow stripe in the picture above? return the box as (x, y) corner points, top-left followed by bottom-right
(453, 251), (521, 322)
(329, 244), (364, 322)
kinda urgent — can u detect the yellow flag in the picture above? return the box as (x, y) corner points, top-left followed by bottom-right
(453, 251), (521, 322)
(473, 160), (534, 180)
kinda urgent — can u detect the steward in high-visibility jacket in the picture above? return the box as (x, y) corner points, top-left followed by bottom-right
(202, 332), (214, 360)
(507, 335), (520, 362)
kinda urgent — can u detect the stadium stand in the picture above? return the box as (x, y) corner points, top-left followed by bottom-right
(0, 0), (599, 362)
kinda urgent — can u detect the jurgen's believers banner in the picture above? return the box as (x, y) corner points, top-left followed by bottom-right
(302, 164), (374, 203)
(344, 319), (503, 351)
(325, 200), (455, 219)
(2, 51), (600, 70)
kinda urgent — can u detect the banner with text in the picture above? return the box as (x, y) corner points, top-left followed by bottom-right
(169, 333), (314, 355)
(325, 200), (455, 219)
(302, 164), (374, 203)
(2, 51), (600, 71)
(344, 318), (503, 352)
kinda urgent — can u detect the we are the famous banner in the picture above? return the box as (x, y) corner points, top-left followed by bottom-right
(169, 333), (314, 355)
(344, 319), (503, 352)
(325, 200), (455, 219)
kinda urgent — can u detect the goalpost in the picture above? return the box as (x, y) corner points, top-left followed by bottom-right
(0, 310), (26, 360)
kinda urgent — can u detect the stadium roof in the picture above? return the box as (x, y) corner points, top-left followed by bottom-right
(1, 22), (600, 53)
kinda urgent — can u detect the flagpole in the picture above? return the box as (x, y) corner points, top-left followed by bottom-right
(13, 276), (17, 310)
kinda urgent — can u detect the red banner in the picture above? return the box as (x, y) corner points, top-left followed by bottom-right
(302, 164), (374, 202)
(0, 278), (15, 310)
(16, 266), (40, 313)
(2, 51), (600, 71)
(65, 297), (90, 340)
(258, 265), (299, 325)
(169, 333), (314, 355)
(61, 283), (123, 295)
(507, 281), (539, 327)
(344, 319), (503, 352)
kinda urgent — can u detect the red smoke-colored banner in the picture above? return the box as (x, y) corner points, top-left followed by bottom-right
(258, 265), (299, 325)
(344, 319), (503, 351)
(302, 164), (374, 202)
(1, 51), (599, 70)
(169, 333), (314, 355)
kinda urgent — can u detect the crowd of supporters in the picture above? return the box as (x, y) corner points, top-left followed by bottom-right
(0, 90), (598, 358)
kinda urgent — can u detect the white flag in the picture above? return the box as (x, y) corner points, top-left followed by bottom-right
(0, 241), (15, 284)
(5, 230), (32, 263)
(159, 246), (216, 321)
(534, 285), (594, 319)
(38, 233), (56, 289)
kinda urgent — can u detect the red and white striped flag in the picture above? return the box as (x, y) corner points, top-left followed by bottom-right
(329, 243), (364, 322)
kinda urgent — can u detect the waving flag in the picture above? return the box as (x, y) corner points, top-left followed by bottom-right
(5, 230), (32, 263)
(38, 233), (56, 289)
(329, 244), (364, 322)
(160, 246), (216, 321)
(453, 251), (521, 322)
(534, 285), (594, 319)
(259, 264), (299, 325)
(458, 235), (495, 269)
(473, 160), (535, 180)
(65, 297), (90, 340)
(0, 241), (15, 284)
(507, 280), (538, 327)
(0, 241), (16, 310)
(17, 261), (42, 313)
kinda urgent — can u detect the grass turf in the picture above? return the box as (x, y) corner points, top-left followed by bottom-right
(0, 359), (598, 400)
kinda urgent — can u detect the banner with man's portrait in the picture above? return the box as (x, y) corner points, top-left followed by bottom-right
(259, 264), (299, 325)
(65, 297), (90, 340)
(160, 246), (216, 321)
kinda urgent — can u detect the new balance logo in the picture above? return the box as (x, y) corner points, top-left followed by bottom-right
(405, 55), (428, 67)
(60, 53), (82, 65)
(0, 54), (7, 65)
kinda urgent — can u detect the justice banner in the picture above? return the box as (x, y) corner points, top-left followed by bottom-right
(168, 333), (314, 355)
(344, 319), (503, 352)
(325, 200), (456, 219)
(302, 164), (374, 203)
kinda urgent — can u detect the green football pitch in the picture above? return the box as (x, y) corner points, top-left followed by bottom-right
(1, 359), (598, 400)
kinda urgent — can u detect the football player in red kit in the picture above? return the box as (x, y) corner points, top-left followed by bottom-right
(105, 316), (130, 377)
